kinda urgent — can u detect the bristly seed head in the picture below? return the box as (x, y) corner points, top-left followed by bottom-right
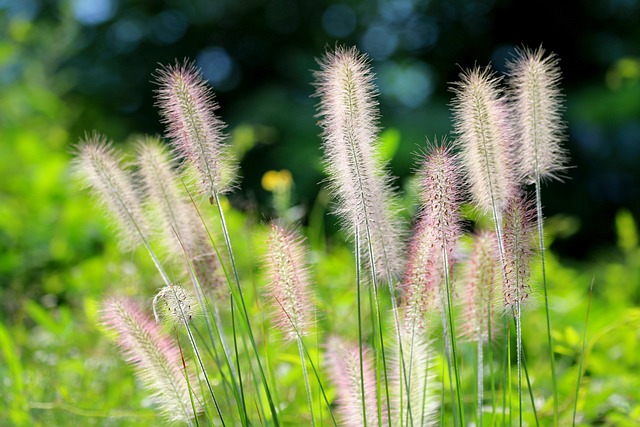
(450, 66), (516, 214)
(501, 196), (536, 315)
(152, 284), (198, 325)
(399, 142), (463, 330)
(155, 60), (237, 199)
(507, 46), (568, 184)
(461, 231), (500, 342)
(264, 222), (314, 341)
(135, 138), (226, 296)
(391, 325), (439, 426)
(313, 46), (404, 283)
(325, 336), (384, 427)
(101, 297), (202, 423)
(73, 134), (148, 250)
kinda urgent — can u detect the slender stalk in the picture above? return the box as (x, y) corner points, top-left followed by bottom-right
(297, 338), (316, 427)
(521, 348), (539, 427)
(354, 225), (369, 427)
(368, 286), (383, 427)
(184, 187), (248, 423)
(535, 177), (559, 426)
(507, 321), (512, 427)
(178, 329), (216, 423)
(514, 307), (523, 427)
(168, 287), (226, 426)
(443, 246), (465, 426)
(213, 192), (280, 426)
(176, 334), (202, 427)
(364, 237), (391, 427)
(297, 334), (338, 426)
(440, 308), (458, 426)
(173, 226), (251, 425)
(477, 337), (484, 427)
(573, 278), (595, 426)
(488, 301), (496, 424)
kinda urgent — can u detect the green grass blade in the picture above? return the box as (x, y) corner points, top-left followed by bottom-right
(573, 278), (595, 426)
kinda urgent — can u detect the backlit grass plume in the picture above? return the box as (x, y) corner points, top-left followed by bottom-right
(391, 327), (439, 427)
(507, 45), (567, 422)
(461, 231), (500, 426)
(101, 297), (202, 424)
(451, 66), (516, 214)
(152, 284), (199, 326)
(136, 138), (199, 257)
(501, 197), (536, 314)
(461, 231), (499, 342)
(400, 144), (463, 330)
(326, 337), (384, 427)
(136, 138), (225, 294)
(263, 222), (314, 340)
(507, 46), (567, 183)
(73, 134), (147, 250)
(313, 46), (403, 282)
(155, 61), (237, 199)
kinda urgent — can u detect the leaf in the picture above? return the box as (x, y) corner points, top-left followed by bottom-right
(377, 127), (401, 162)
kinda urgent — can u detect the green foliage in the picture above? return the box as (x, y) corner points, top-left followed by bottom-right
(1, 7), (639, 424)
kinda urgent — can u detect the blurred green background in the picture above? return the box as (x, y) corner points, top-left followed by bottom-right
(1, 0), (639, 425)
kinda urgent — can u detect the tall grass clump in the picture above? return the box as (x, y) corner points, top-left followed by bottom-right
(75, 44), (572, 426)
(507, 47), (568, 424)
(314, 46), (405, 426)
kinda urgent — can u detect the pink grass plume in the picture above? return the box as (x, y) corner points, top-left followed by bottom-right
(263, 222), (314, 340)
(450, 66), (516, 214)
(155, 61), (237, 200)
(101, 297), (202, 423)
(313, 46), (403, 283)
(507, 46), (567, 184)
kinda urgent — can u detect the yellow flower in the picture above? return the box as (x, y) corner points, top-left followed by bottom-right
(261, 169), (293, 193)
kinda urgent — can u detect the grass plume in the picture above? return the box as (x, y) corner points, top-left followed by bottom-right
(101, 297), (202, 424)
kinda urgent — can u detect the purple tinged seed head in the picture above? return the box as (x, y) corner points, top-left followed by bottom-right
(451, 66), (517, 214)
(155, 61), (237, 198)
(135, 138), (225, 295)
(507, 46), (568, 184)
(399, 143), (463, 330)
(101, 297), (201, 423)
(264, 222), (314, 341)
(501, 196), (536, 314)
(461, 231), (500, 342)
(325, 336), (384, 427)
(73, 134), (147, 250)
(314, 46), (404, 283)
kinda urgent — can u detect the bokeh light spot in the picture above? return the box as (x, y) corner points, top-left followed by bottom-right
(378, 60), (434, 108)
(361, 25), (398, 60)
(322, 4), (357, 38)
(71, 0), (116, 25)
(197, 47), (239, 91)
(150, 10), (187, 45)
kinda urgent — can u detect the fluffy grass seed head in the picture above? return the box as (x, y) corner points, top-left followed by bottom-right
(263, 222), (314, 341)
(400, 143), (463, 330)
(461, 231), (500, 342)
(325, 336), (384, 427)
(391, 325), (439, 426)
(501, 196), (536, 315)
(101, 297), (202, 423)
(451, 66), (517, 214)
(152, 284), (199, 326)
(136, 137), (200, 256)
(314, 46), (404, 282)
(135, 138), (226, 295)
(73, 134), (147, 250)
(507, 46), (567, 183)
(155, 60), (237, 199)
